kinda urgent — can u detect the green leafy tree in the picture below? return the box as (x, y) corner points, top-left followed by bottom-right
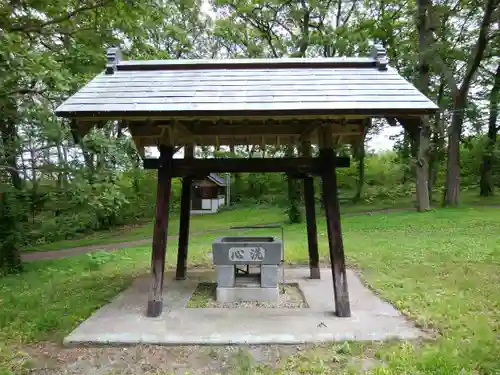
(416, 0), (499, 206)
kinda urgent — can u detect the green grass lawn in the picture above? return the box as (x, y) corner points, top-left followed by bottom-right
(2, 205), (500, 374)
(24, 190), (500, 253)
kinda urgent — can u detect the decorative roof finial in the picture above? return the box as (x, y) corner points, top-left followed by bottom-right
(105, 46), (122, 75)
(371, 43), (389, 71)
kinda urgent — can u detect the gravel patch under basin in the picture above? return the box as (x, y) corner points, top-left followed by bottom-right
(187, 282), (308, 308)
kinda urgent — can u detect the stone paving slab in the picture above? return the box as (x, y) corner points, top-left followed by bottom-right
(64, 268), (423, 345)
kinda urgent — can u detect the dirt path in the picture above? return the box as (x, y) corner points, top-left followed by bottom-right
(22, 229), (217, 262)
(21, 208), (415, 262)
(20, 206), (472, 262)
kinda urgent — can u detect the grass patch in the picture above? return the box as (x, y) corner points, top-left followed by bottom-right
(0, 250), (150, 374)
(25, 190), (500, 253)
(186, 282), (307, 308)
(221, 341), (376, 374)
(24, 205), (286, 252)
(187, 282), (216, 308)
(2, 204), (500, 373)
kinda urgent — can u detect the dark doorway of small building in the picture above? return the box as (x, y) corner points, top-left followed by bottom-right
(191, 186), (203, 210)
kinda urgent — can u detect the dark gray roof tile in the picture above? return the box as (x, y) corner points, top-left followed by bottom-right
(56, 63), (438, 117)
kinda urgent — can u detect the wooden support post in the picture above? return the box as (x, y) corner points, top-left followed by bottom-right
(285, 143), (302, 223)
(175, 144), (194, 280)
(147, 145), (174, 317)
(319, 128), (351, 317)
(301, 140), (320, 279)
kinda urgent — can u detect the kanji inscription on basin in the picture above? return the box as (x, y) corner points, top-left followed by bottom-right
(228, 247), (266, 262)
(212, 236), (282, 265)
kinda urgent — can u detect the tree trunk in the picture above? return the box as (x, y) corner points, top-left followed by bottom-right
(428, 128), (440, 204)
(0, 191), (23, 274)
(81, 143), (95, 184)
(42, 141), (50, 183)
(29, 144), (38, 223)
(444, 97), (466, 206)
(30, 145), (37, 192)
(428, 132), (438, 204)
(353, 142), (365, 203)
(480, 152), (494, 196)
(428, 162), (436, 203)
(0, 101), (24, 272)
(414, 0), (431, 211)
(62, 142), (70, 187)
(480, 62), (500, 196)
(56, 143), (65, 189)
(0, 120), (23, 190)
(415, 123), (431, 211)
(428, 80), (446, 203)
(401, 130), (412, 184)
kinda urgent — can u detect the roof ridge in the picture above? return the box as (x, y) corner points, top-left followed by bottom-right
(104, 45), (391, 74)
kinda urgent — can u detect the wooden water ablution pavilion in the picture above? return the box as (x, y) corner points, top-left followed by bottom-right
(55, 45), (438, 318)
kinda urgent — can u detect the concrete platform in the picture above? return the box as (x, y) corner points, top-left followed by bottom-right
(64, 268), (423, 345)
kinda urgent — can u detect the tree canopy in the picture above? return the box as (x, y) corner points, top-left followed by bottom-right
(1, 0), (499, 273)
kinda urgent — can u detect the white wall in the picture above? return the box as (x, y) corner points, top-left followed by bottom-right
(191, 196), (226, 215)
(201, 199), (211, 210)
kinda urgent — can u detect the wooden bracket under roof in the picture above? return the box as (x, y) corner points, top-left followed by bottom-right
(72, 119), (95, 138)
(385, 116), (398, 127)
(132, 136), (145, 158)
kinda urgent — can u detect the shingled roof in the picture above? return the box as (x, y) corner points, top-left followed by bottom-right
(55, 45), (438, 118)
(207, 173), (226, 186)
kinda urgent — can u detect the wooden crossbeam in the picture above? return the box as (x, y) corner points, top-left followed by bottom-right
(143, 157), (350, 175)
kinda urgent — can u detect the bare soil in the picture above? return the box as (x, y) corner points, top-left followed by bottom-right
(24, 342), (303, 375)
